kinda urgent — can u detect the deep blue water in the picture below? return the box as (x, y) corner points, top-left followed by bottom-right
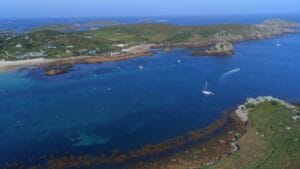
(0, 17), (300, 164)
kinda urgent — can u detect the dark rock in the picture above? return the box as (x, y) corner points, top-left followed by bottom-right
(193, 42), (234, 56)
(44, 64), (73, 76)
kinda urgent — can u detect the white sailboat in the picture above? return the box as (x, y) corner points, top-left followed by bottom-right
(275, 40), (281, 47)
(202, 81), (214, 96)
(276, 43), (281, 47)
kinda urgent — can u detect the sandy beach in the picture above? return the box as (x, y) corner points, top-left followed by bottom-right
(0, 44), (155, 74)
(0, 58), (52, 73)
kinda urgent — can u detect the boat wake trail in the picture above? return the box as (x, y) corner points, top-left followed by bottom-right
(219, 68), (240, 84)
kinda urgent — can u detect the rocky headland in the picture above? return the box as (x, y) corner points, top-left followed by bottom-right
(234, 96), (296, 122)
(129, 96), (300, 169)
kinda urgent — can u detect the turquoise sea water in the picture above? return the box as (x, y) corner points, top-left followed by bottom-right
(0, 17), (300, 166)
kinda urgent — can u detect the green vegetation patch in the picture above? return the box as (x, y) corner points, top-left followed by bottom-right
(206, 101), (300, 169)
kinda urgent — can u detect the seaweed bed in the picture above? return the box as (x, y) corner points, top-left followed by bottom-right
(1, 110), (246, 169)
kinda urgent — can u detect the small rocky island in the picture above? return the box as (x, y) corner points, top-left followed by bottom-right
(193, 41), (234, 56)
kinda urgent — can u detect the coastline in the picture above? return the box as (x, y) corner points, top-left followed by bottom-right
(1, 96), (298, 169)
(128, 112), (246, 169)
(1, 17), (299, 169)
(0, 33), (290, 75)
(128, 96), (298, 169)
(0, 44), (155, 75)
(0, 19), (299, 75)
(0, 58), (52, 73)
(2, 108), (238, 169)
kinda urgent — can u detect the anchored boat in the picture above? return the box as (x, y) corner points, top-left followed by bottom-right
(202, 81), (214, 96)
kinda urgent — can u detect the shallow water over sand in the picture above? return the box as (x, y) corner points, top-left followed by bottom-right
(0, 34), (300, 163)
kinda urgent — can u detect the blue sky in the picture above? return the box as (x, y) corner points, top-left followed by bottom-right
(1, 0), (300, 18)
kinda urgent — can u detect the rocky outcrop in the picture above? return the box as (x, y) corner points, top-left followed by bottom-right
(164, 47), (172, 53)
(45, 64), (73, 76)
(193, 42), (234, 56)
(235, 96), (296, 123)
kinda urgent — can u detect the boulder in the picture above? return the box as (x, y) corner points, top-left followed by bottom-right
(164, 47), (172, 53)
(45, 64), (73, 76)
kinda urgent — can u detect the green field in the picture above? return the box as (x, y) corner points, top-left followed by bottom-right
(205, 101), (300, 169)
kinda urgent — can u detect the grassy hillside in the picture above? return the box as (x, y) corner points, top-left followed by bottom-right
(0, 30), (113, 60)
(0, 19), (296, 60)
(205, 101), (300, 169)
(0, 24), (258, 60)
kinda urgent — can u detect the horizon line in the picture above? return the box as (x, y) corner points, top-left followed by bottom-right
(1, 13), (300, 20)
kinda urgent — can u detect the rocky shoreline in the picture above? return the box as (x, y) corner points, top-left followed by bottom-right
(192, 42), (234, 56)
(128, 113), (246, 169)
(0, 45), (154, 76)
(235, 96), (296, 123)
(44, 50), (154, 76)
(156, 19), (300, 56)
(2, 109), (241, 169)
(44, 20), (300, 75)
(129, 96), (298, 169)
